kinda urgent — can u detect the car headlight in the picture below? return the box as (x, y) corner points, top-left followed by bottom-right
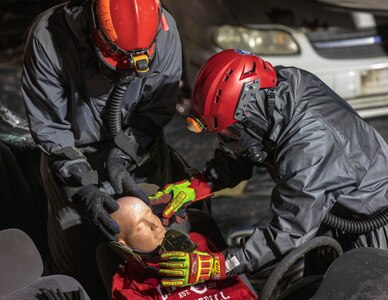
(212, 25), (299, 55)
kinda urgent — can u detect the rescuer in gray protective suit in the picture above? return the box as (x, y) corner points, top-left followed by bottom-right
(152, 49), (388, 288)
(21, 0), (182, 298)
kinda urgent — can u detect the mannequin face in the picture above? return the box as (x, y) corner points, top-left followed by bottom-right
(111, 196), (166, 252)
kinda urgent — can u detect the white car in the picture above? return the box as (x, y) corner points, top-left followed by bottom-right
(164, 0), (388, 118)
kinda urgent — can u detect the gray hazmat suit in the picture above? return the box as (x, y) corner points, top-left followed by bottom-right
(204, 66), (388, 276)
(21, 1), (182, 299)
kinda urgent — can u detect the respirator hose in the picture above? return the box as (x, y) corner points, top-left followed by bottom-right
(108, 76), (134, 138)
(323, 209), (388, 234)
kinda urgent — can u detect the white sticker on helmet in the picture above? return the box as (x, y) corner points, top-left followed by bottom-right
(234, 49), (253, 55)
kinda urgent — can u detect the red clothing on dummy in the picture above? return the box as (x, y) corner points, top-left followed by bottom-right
(112, 232), (258, 300)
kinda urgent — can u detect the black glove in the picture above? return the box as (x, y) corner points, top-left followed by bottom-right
(73, 184), (120, 242)
(107, 157), (135, 195)
(36, 288), (85, 300)
(107, 147), (136, 195)
(107, 148), (150, 204)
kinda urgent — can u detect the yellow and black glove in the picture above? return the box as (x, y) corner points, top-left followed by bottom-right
(158, 250), (226, 287)
(149, 174), (213, 224)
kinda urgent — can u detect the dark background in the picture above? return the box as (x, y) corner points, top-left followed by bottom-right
(2, 0), (388, 258)
(1, 2), (388, 298)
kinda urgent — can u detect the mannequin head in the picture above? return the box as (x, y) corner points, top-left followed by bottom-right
(111, 196), (166, 253)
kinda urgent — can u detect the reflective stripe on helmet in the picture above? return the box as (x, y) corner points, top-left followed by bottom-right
(96, 0), (118, 42)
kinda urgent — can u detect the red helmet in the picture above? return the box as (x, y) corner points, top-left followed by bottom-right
(190, 49), (277, 132)
(90, 0), (162, 74)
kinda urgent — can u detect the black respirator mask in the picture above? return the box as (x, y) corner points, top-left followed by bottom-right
(218, 121), (267, 163)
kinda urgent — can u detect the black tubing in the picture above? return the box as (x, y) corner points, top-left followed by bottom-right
(323, 209), (388, 234)
(261, 236), (343, 300)
(108, 76), (134, 138)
